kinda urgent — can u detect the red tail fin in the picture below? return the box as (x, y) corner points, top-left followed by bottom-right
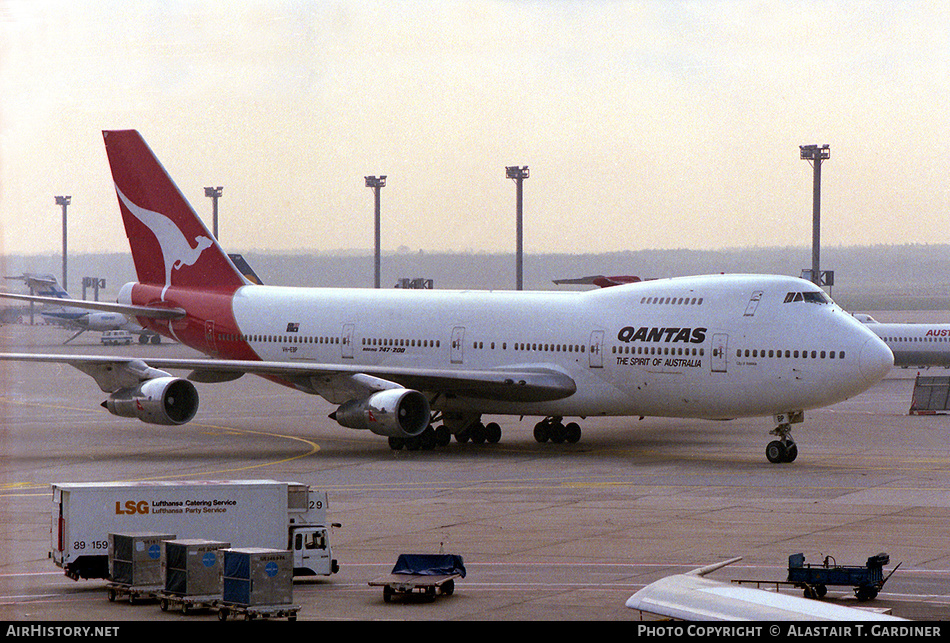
(102, 130), (246, 293)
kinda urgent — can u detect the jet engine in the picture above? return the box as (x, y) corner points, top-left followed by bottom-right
(86, 312), (130, 331)
(102, 377), (199, 425)
(330, 389), (430, 438)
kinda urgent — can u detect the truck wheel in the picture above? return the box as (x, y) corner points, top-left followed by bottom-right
(383, 585), (393, 603)
(160, 598), (169, 611)
(441, 579), (455, 595)
(217, 608), (228, 621)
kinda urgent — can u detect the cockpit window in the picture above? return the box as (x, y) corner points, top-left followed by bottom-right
(802, 291), (831, 304)
(784, 291), (832, 305)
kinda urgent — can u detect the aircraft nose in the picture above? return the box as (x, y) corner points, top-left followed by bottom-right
(859, 336), (894, 384)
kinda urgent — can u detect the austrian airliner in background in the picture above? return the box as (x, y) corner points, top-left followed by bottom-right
(0, 130), (894, 463)
(853, 313), (950, 368)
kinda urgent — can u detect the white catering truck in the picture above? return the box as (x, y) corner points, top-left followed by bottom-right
(50, 480), (340, 581)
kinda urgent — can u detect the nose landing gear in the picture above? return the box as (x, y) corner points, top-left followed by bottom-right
(766, 419), (798, 463)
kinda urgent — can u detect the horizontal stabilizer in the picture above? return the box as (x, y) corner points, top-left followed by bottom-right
(0, 292), (185, 320)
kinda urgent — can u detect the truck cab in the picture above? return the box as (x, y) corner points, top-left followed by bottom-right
(292, 526), (339, 576)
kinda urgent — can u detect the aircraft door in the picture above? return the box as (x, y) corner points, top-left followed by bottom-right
(451, 326), (465, 364)
(341, 323), (355, 359)
(589, 330), (604, 368)
(204, 320), (217, 354)
(711, 333), (728, 373)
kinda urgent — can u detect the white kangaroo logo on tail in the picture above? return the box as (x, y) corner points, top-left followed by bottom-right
(116, 186), (214, 299)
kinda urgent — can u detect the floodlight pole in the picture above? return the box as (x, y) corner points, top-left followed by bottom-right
(799, 145), (830, 286)
(365, 176), (386, 288)
(55, 195), (71, 290)
(506, 166), (529, 290)
(204, 186), (223, 240)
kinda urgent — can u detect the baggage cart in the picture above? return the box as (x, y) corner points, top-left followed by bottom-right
(787, 552), (900, 601)
(216, 603), (300, 621)
(369, 554), (466, 603)
(218, 548), (298, 620)
(158, 592), (220, 615)
(105, 581), (162, 605)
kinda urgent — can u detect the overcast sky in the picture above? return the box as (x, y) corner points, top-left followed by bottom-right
(1, 0), (948, 258)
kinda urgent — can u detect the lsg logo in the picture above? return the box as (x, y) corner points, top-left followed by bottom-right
(115, 500), (149, 515)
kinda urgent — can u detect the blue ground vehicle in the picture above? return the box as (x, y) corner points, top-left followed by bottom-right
(787, 553), (900, 601)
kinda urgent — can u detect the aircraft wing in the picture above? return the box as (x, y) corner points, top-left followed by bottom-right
(0, 353), (577, 403)
(0, 292), (185, 320)
(625, 558), (905, 621)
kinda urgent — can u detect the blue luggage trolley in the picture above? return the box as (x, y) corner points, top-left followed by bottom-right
(787, 552), (900, 601)
(369, 554), (466, 603)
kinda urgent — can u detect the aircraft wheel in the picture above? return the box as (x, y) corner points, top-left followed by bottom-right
(766, 440), (787, 464)
(549, 422), (566, 443)
(533, 422), (549, 443)
(420, 427), (437, 450)
(783, 441), (798, 462)
(434, 425), (451, 447)
(485, 422), (502, 443)
(565, 422), (581, 444)
(470, 422), (487, 444)
(388, 437), (405, 450)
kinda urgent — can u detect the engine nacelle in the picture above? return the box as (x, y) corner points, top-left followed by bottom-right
(86, 312), (130, 331)
(330, 389), (430, 438)
(102, 377), (199, 425)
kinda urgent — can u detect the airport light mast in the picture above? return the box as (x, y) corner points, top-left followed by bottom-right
(506, 165), (529, 290)
(204, 186), (223, 240)
(799, 145), (831, 287)
(365, 175), (386, 288)
(55, 195), (71, 290)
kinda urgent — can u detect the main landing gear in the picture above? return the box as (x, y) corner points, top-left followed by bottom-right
(386, 414), (585, 450)
(533, 417), (582, 444)
(387, 420), (502, 451)
(766, 419), (799, 463)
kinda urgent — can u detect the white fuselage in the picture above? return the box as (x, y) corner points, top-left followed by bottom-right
(857, 317), (950, 368)
(218, 274), (893, 421)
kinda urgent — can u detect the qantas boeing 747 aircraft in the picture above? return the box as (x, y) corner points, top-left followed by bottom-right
(0, 131), (894, 463)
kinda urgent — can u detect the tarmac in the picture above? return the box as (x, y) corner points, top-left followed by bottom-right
(1, 321), (949, 621)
